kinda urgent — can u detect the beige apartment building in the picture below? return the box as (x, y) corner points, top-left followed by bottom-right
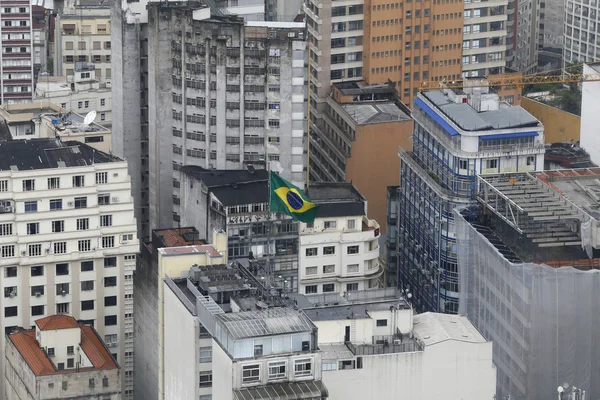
(54, 7), (111, 83)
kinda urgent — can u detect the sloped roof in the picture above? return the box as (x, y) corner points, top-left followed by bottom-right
(412, 312), (487, 346)
(35, 315), (79, 331)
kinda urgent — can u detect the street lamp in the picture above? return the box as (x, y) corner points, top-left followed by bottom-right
(557, 386), (564, 400)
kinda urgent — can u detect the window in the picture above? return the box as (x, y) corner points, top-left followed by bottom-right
(77, 218), (89, 230)
(105, 334), (117, 346)
(104, 257), (117, 268)
(104, 277), (117, 287)
(25, 201), (37, 213)
(56, 283), (69, 296)
(347, 219), (356, 229)
(485, 159), (498, 169)
(0, 180), (6, 192)
(54, 242), (67, 254)
(0, 223), (12, 236)
(31, 305), (44, 316)
(103, 377), (109, 387)
(347, 245), (359, 254)
(323, 265), (335, 274)
(105, 315), (117, 326)
(199, 372), (212, 387)
(305, 266), (317, 275)
(66, 346), (74, 355)
(23, 179), (35, 191)
(49, 199), (62, 210)
(55, 301), (69, 314)
(98, 194), (110, 205)
(294, 359), (312, 377)
(347, 264), (359, 273)
(5, 306), (17, 317)
(242, 364), (260, 384)
(81, 261), (94, 272)
(4, 286), (16, 297)
(31, 285), (44, 296)
(526, 155), (535, 166)
(100, 215), (112, 227)
(96, 172), (108, 184)
(323, 246), (335, 255)
(100, 99), (106, 106)
(81, 299), (94, 310)
(48, 177), (60, 189)
(199, 347), (212, 362)
(322, 284), (335, 292)
(347, 283), (359, 291)
(305, 248), (317, 256)
(28, 244), (42, 257)
(324, 221), (337, 229)
(72, 175), (85, 187)
(268, 361), (286, 380)
(102, 236), (115, 248)
(56, 263), (69, 276)
(254, 344), (263, 357)
(305, 285), (317, 294)
(104, 296), (117, 307)
(52, 220), (64, 233)
(376, 319), (388, 327)
(2, 245), (15, 258)
(74, 197), (87, 209)
(31, 266), (43, 276)
(26, 222), (39, 235)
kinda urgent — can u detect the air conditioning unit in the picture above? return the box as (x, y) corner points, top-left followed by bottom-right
(9, 291), (16, 298)
(113, 173), (118, 177)
(21, 251), (26, 256)
(393, 339), (402, 345)
(61, 290), (66, 296)
(67, 201), (74, 207)
(111, 197), (119, 203)
(35, 292), (41, 298)
(45, 248), (51, 254)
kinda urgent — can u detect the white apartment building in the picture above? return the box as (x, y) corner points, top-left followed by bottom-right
(5, 315), (121, 400)
(298, 183), (383, 295)
(35, 70), (113, 127)
(302, 295), (496, 399)
(462, 0), (509, 77)
(0, 138), (138, 400)
(162, 271), (328, 400)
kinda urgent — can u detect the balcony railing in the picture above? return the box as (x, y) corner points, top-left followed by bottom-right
(347, 336), (423, 355)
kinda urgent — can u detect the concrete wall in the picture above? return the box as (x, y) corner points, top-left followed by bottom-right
(345, 119), (413, 234)
(581, 66), (600, 165)
(163, 282), (198, 400)
(211, 341), (234, 400)
(322, 341), (495, 400)
(522, 97), (580, 143)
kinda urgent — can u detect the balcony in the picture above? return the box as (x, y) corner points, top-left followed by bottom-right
(346, 334), (423, 355)
(0, 202), (14, 214)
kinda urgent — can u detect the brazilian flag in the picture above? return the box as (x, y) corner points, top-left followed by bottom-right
(269, 172), (319, 223)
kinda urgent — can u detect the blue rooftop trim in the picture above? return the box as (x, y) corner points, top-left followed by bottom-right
(479, 132), (539, 140)
(414, 97), (459, 136)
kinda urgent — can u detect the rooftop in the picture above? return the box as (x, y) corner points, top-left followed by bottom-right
(8, 323), (118, 376)
(151, 227), (206, 249)
(544, 142), (595, 169)
(412, 312), (487, 345)
(340, 102), (411, 125)
(215, 307), (315, 340)
(420, 90), (540, 132)
(159, 244), (222, 257)
(333, 81), (397, 97)
(35, 315), (80, 331)
(0, 139), (122, 171)
(233, 380), (328, 400)
(303, 299), (411, 322)
(307, 182), (365, 218)
(188, 264), (250, 294)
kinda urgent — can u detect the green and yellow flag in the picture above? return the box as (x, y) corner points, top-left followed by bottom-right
(269, 172), (319, 223)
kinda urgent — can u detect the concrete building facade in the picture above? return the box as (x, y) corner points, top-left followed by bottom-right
(396, 87), (545, 313)
(135, 227), (227, 400)
(0, 0), (35, 104)
(0, 139), (138, 399)
(5, 315), (121, 400)
(298, 183), (384, 295)
(564, 0), (600, 64)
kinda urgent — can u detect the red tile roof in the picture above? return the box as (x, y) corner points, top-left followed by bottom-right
(35, 315), (79, 331)
(8, 321), (118, 376)
(154, 227), (206, 247)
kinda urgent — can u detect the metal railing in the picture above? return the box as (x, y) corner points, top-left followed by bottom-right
(347, 339), (423, 355)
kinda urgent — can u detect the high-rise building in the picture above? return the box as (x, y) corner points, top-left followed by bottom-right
(0, 0), (35, 104)
(396, 85), (544, 313)
(564, 0), (600, 64)
(0, 138), (138, 399)
(5, 315), (121, 400)
(298, 182), (384, 295)
(112, 1), (306, 239)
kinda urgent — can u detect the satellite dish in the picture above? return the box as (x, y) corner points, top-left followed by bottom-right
(83, 110), (97, 126)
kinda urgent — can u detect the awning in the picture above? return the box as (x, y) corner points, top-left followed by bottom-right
(234, 380), (329, 400)
(62, 24), (75, 29)
(479, 132), (539, 140)
(414, 97), (459, 136)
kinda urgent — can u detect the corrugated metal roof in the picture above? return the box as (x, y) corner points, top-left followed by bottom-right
(479, 107), (539, 129)
(234, 380), (328, 400)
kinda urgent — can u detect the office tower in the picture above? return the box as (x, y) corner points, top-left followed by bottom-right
(298, 182), (384, 295)
(396, 85), (544, 313)
(0, 0), (35, 104)
(564, 0), (600, 64)
(112, 1), (306, 239)
(0, 138), (138, 399)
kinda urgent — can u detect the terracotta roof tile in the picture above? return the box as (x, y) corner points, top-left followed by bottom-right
(154, 227), (206, 247)
(35, 315), (79, 331)
(8, 323), (118, 376)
